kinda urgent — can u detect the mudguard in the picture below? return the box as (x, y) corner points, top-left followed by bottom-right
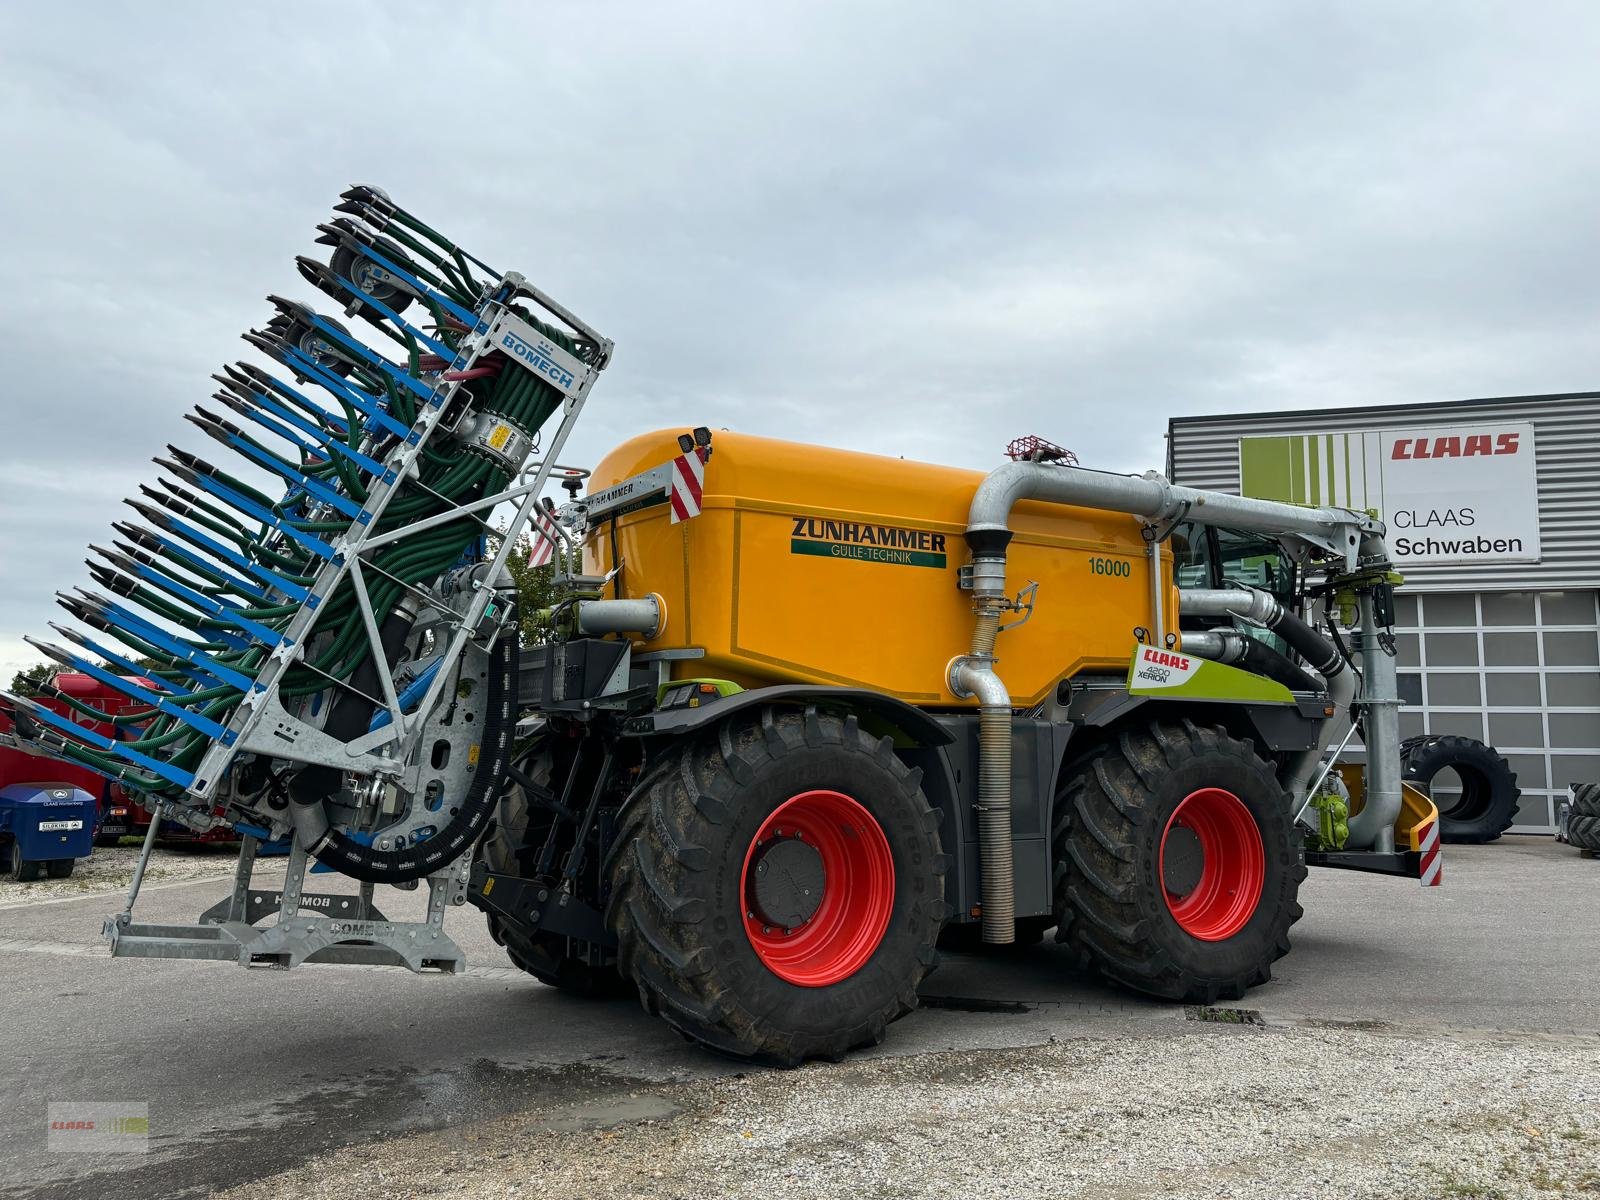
(621, 684), (956, 747)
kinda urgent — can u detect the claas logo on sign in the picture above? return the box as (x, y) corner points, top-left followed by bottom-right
(1391, 432), (1519, 460)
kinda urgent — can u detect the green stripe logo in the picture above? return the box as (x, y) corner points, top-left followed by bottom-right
(1240, 432), (1375, 510)
(790, 539), (947, 569)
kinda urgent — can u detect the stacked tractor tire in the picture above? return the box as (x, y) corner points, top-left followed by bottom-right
(1568, 783), (1600, 853)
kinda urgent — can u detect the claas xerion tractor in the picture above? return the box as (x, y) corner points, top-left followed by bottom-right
(0, 187), (1436, 1064)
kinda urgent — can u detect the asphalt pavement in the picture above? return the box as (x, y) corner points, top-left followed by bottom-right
(0, 835), (1594, 1199)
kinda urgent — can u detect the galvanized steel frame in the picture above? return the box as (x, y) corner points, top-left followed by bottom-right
(188, 290), (609, 800)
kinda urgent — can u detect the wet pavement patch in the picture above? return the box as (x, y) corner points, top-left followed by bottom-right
(8, 1057), (675, 1200)
(918, 994), (1034, 1014)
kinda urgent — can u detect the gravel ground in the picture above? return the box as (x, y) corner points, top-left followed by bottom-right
(216, 1022), (1600, 1200)
(0, 843), (239, 905)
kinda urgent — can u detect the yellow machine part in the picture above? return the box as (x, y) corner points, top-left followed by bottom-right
(1334, 764), (1442, 850)
(583, 429), (1176, 708)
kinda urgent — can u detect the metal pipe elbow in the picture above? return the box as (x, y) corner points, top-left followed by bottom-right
(950, 657), (1011, 710)
(965, 462), (1043, 539)
(1177, 588), (1281, 624)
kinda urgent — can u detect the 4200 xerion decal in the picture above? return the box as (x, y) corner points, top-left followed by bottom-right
(789, 517), (948, 568)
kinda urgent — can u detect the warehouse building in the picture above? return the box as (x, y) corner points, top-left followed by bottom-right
(1167, 391), (1600, 834)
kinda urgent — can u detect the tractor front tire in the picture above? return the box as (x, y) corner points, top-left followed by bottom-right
(1053, 719), (1305, 1004)
(481, 743), (626, 999)
(608, 709), (946, 1065)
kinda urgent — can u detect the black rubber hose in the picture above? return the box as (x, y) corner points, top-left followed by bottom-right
(310, 630), (517, 883)
(1231, 636), (1323, 692)
(1267, 605), (1346, 679)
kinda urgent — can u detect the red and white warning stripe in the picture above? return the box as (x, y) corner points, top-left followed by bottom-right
(1417, 817), (1442, 886)
(526, 507), (561, 568)
(668, 448), (706, 524)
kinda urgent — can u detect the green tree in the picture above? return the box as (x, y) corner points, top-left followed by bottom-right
(9, 662), (54, 697)
(497, 534), (559, 645)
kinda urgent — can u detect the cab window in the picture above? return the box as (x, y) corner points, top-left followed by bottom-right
(1213, 527), (1294, 608)
(1171, 523), (1297, 655)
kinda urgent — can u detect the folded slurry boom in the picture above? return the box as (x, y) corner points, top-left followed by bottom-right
(2, 188), (610, 958)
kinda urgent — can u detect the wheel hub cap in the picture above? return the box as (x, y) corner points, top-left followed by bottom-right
(1161, 825), (1205, 898)
(750, 837), (825, 928)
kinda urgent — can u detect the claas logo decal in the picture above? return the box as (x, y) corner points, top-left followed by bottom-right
(790, 517), (948, 568)
(1390, 431), (1519, 459)
(1132, 646), (1198, 688)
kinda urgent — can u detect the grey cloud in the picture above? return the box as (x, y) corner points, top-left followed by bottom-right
(2, 1), (1599, 676)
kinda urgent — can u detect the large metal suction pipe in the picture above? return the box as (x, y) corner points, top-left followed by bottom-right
(1346, 553), (1404, 852)
(948, 607), (1014, 945)
(967, 462), (1382, 565)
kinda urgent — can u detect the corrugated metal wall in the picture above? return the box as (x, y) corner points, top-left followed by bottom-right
(1166, 392), (1600, 591)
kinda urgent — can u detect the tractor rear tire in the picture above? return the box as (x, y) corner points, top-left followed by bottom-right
(1401, 735), (1520, 844)
(10, 843), (43, 883)
(47, 859), (74, 879)
(1053, 719), (1305, 1004)
(481, 743), (626, 999)
(1568, 813), (1600, 852)
(607, 708), (946, 1065)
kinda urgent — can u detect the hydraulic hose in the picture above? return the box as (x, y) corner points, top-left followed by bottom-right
(1177, 588), (1346, 681)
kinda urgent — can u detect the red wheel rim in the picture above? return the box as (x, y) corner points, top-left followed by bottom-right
(739, 789), (895, 987)
(1159, 787), (1265, 941)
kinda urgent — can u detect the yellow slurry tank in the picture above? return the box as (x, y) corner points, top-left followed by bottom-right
(585, 429), (1176, 707)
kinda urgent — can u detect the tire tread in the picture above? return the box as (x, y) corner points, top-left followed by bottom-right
(1053, 720), (1306, 1003)
(608, 708), (945, 1064)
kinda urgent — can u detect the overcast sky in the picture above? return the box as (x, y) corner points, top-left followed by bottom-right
(2, 2), (1599, 680)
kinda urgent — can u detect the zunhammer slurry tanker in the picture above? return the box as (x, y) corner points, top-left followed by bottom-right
(0, 188), (1442, 1063)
